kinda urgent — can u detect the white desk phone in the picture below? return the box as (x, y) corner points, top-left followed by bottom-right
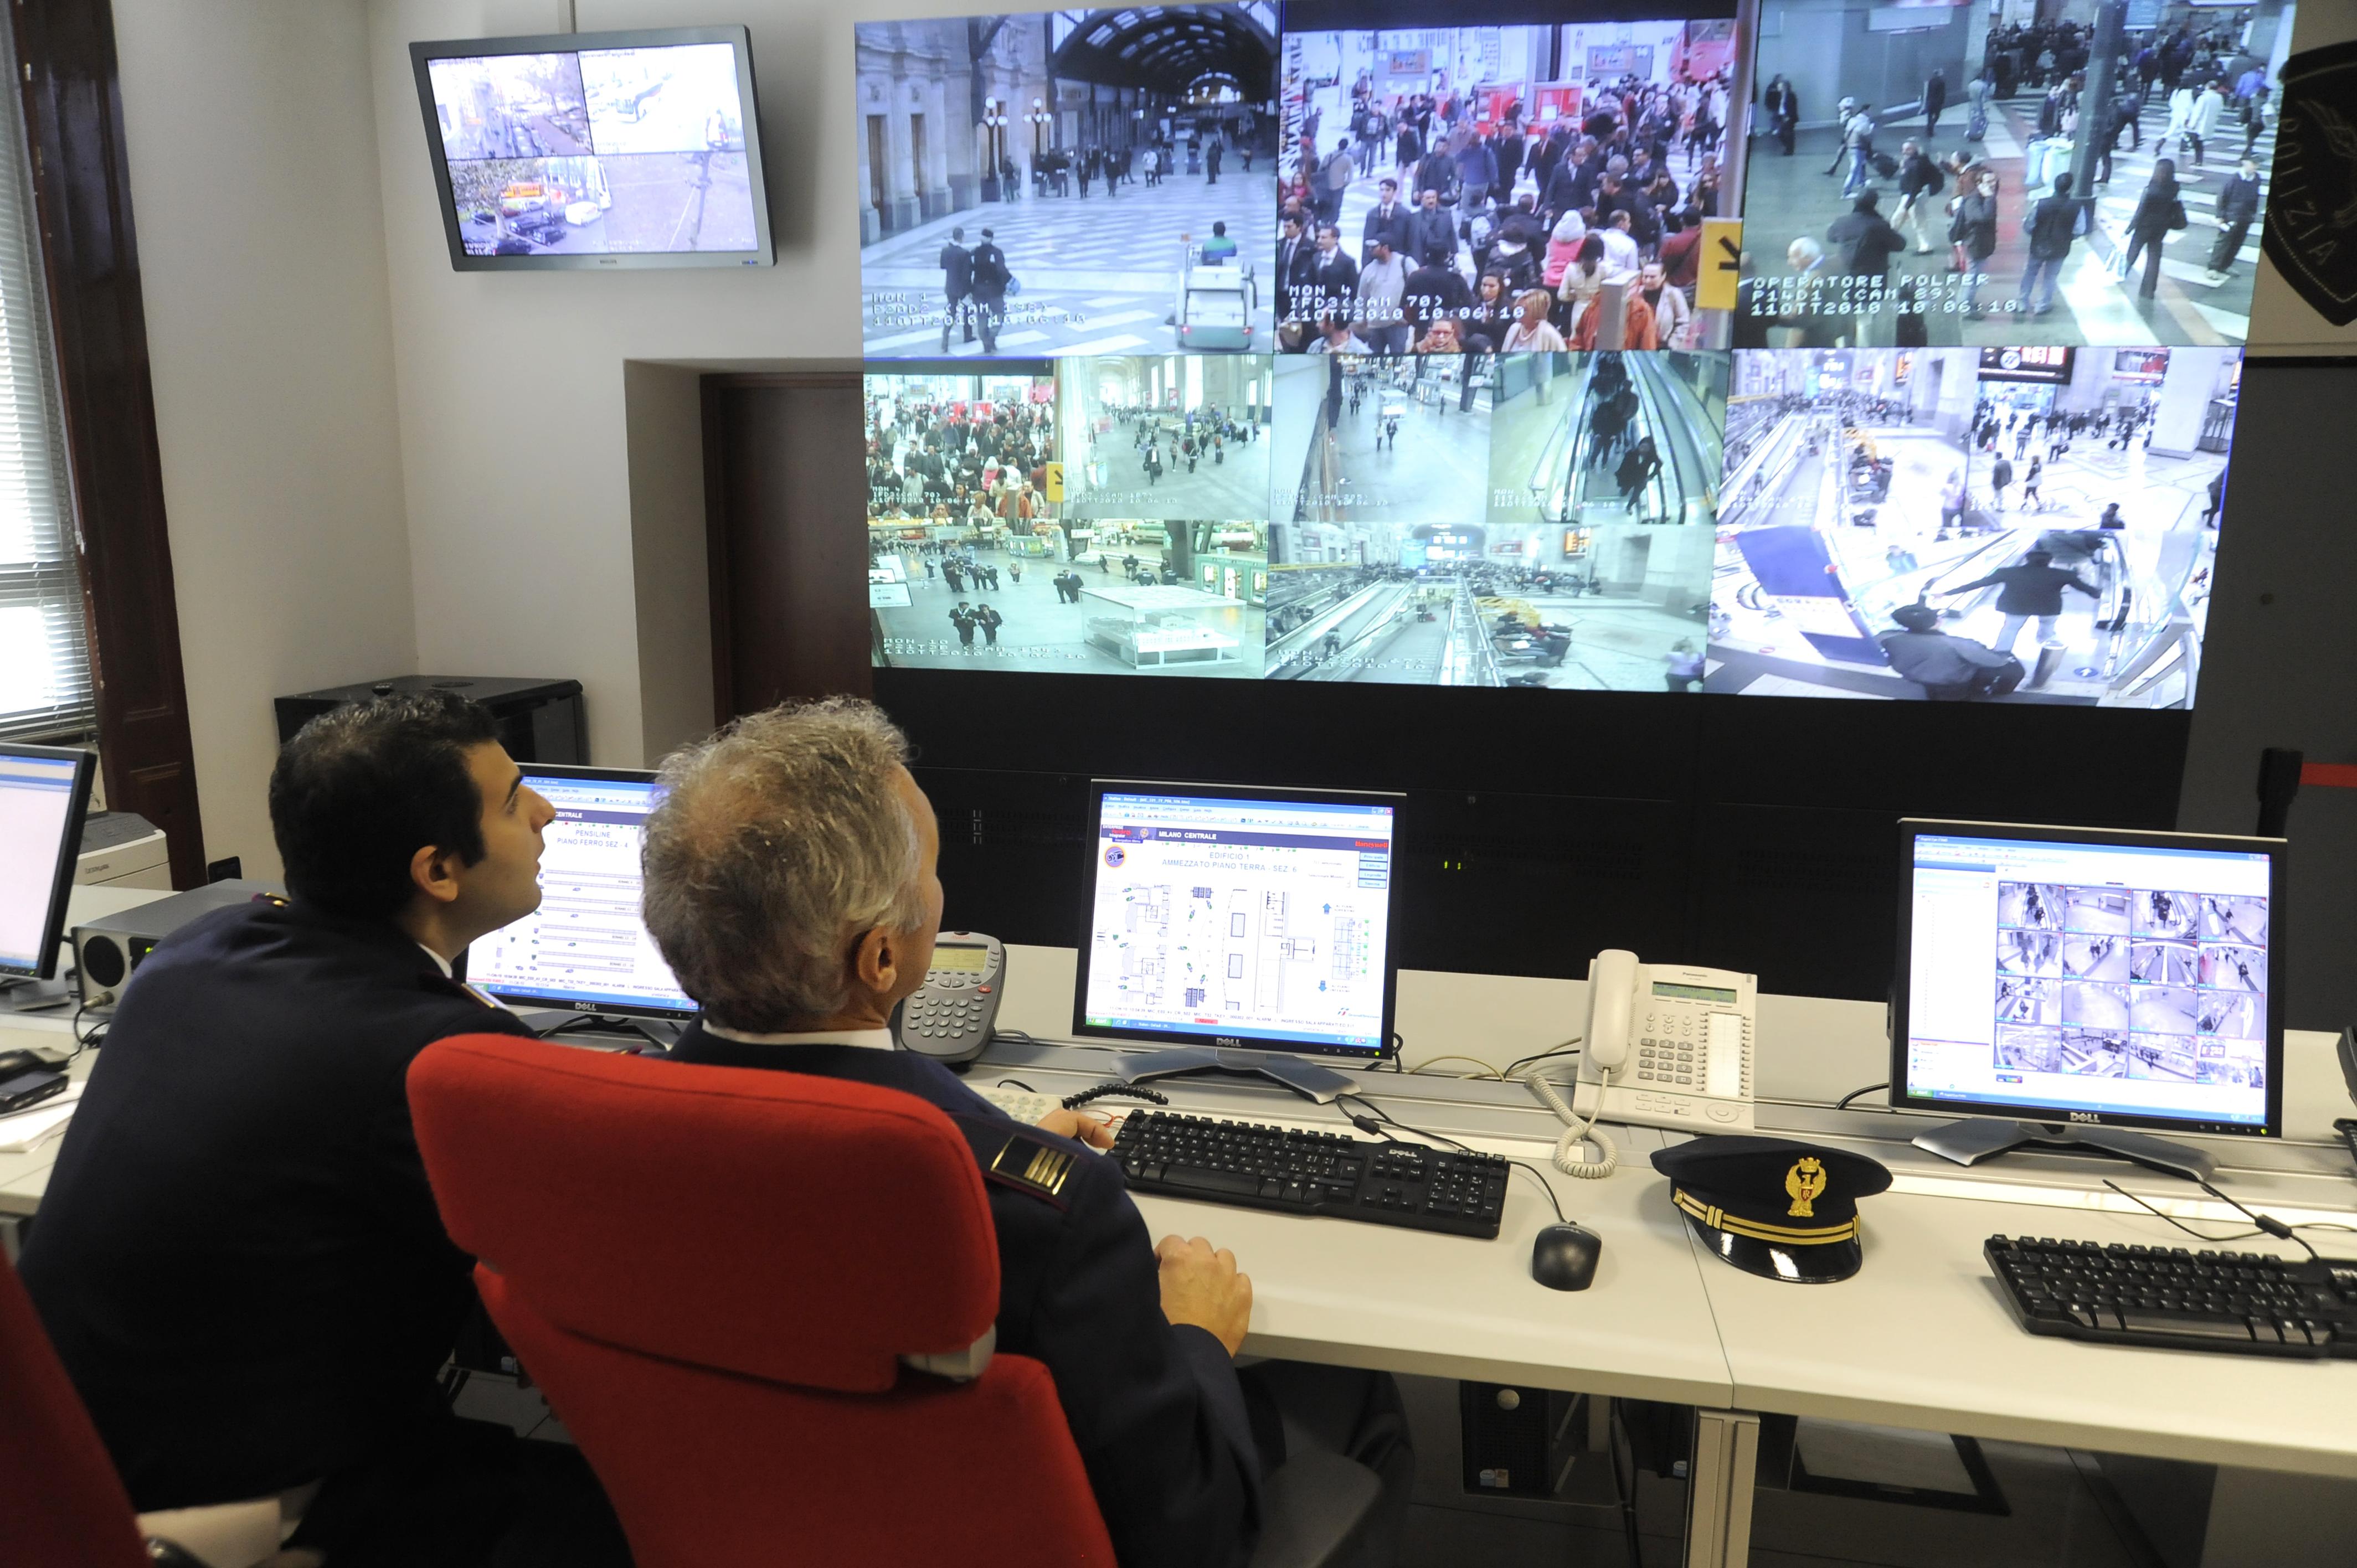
(1529, 950), (1757, 1178)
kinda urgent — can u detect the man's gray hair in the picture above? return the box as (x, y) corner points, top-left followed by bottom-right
(641, 699), (928, 1030)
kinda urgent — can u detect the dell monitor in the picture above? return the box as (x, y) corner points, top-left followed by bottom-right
(467, 765), (695, 1039)
(1073, 781), (1401, 1103)
(1892, 819), (2284, 1180)
(411, 25), (773, 271)
(0, 743), (96, 1005)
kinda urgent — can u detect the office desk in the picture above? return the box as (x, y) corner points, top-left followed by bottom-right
(979, 1044), (1732, 1410)
(990, 946), (2357, 1566)
(13, 933), (2354, 1565)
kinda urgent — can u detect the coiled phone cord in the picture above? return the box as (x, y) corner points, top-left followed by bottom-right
(1525, 1069), (1619, 1179)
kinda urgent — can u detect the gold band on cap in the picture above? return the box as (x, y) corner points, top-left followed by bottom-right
(1675, 1188), (1860, 1246)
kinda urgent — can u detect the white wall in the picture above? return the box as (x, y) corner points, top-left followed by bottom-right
(115, 0), (420, 877)
(367, 0), (873, 768)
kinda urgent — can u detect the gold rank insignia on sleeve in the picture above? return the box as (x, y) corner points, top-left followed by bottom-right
(1785, 1156), (1827, 1218)
(990, 1136), (1075, 1199)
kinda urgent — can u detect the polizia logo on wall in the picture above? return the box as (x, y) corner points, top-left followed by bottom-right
(2263, 40), (2357, 326)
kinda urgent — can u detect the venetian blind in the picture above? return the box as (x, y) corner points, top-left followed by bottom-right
(0, 20), (89, 742)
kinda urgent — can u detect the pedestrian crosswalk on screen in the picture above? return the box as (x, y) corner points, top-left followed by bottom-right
(854, 2), (2290, 709)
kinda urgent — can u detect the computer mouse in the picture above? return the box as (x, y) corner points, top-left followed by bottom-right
(1530, 1223), (1603, 1292)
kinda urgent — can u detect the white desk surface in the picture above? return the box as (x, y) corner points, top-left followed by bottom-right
(13, 928), (2355, 1480)
(995, 943), (2357, 1483)
(1691, 1172), (2357, 1479)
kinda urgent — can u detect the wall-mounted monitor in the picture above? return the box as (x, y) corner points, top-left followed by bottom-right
(411, 25), (773, 270)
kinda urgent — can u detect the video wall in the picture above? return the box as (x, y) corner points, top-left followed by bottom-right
(855, 3), (2281, 706)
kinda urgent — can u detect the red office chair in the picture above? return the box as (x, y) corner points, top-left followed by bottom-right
(406, 1033), (1118, 1568)
(0, 1249), (150, 1567)
(0, 1250), (292, 1567)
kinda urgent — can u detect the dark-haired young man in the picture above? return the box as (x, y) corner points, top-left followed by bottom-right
(20, 691), (572, 1564)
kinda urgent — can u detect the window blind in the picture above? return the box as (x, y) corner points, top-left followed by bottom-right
(0, 20), (89, 744)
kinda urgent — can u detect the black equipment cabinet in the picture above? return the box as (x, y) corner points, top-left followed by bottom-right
(273, 676), (586, 764)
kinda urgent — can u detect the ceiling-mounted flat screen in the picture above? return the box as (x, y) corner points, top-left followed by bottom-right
(411, 25), (773, 270)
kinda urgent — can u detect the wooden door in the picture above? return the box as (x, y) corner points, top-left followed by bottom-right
(703, 374), (872, 719)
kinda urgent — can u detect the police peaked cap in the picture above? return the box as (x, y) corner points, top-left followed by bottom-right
(1651, 1136), (1892, 1284)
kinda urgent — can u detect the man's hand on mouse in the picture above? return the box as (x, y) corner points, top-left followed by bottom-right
(1033, 1107), (1117, 1149)
(1156, 1234), (1253, 1355)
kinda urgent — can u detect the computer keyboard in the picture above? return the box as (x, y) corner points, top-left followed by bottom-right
(1986, 1235), (2357, 1358)
(1111, 1111), (1510, 1239)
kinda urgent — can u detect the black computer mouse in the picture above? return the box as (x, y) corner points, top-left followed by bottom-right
(1530, 1223), (1603, 1292)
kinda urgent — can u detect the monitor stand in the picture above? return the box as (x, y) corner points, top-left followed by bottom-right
(0, 976), (75, 1015)
(1121, 1046), (1357, 1106)
(1913, 1117), (2215, 1183)
(519, 1010), (685, 1052)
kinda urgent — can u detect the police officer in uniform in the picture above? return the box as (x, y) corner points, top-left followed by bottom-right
(1651, 1136), (1893, 1282)
(18, 692), (617, 1563)
(967, 228), (1011, 354)
(642, 699), (1411, 1568)
(938, 226), (975, 352)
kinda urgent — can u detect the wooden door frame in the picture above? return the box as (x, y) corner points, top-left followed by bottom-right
(14, 0), (205, 885)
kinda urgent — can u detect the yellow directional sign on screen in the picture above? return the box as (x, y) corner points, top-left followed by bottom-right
(1044, 462), (1064, 502)
(1699, 219), (1743, 313)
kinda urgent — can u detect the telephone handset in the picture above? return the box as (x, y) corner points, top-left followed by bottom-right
(1529, 951), (1758, 1179)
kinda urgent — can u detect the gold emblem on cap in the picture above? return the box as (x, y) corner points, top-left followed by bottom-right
(1785, 1157), (1828, 1218)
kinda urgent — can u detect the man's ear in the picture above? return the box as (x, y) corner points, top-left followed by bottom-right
(409, 844), (462, 907)
(852, 925), (900, 995)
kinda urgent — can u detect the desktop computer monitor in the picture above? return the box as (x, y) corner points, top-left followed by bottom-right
(1073, 781), (1401, 1067)
(468, 765), (694, 1022)
(1892, 819), (2283, 1173)
(0, 743), (95, 983)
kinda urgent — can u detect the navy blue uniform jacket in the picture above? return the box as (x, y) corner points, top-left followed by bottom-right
(667, 1023), (1263, 1568)
(19, 899), (532, 1510)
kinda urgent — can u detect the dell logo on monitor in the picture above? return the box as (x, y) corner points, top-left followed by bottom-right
(2067, 1111), (2103, 1124)
(1216, 1036), (1243, 1048)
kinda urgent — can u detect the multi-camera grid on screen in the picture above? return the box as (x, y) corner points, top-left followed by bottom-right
(856, 4), (2266, 706)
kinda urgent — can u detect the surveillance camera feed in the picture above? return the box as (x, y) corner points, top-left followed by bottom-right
(1741, 2), (2281, 347)
(1711, 345), (2235, 705)
(856, 1), (2284, 708)
(421, 38), (761, 258)
(855, 5), (1279, 357)
(1275, 17), (1738, 352)
(1906, 830), (2273, 1132)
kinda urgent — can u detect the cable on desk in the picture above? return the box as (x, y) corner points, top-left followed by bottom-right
(1522, 1068), (1618, 1179)
(1380, 1031), (1406, 1072)
(1834, 1081), (1890, 1111)
(991, 1077), (1042, 1094)
(1334, 1092), (1474, 1153)
(1062, 1081), (1170, 1111)
(989, 1028), (1038, 1048)
(1403, 1054), (1503, 1080)
(1501, 1038), (1582, 1079)
(66, 1002), (108, 1062)
(1508, 1160), (1566, 1225)
(2104, 1178), (2354, 1261)
(2102, 1179), (2265, 1245)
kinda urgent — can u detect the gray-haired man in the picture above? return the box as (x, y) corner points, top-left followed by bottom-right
(641, 699), (1409, 1568)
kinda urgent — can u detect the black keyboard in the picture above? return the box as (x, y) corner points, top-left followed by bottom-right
(1111, 1111), (1510, 1239)
(1987, 1235), (2357, 1358)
